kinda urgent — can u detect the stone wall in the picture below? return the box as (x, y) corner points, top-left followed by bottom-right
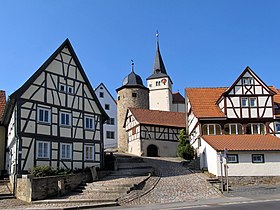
(16, 171), (92, 202)
(229, 176), (280, 186)
(117, 87), (149, 152)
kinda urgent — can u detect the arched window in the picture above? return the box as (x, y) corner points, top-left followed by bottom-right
(202, 124), (222, 135)
(224, 124), (243, 135)
(246, 123), (265, 134)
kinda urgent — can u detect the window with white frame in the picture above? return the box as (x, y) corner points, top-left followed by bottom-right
(85, 117), (94, 130)
(67, 85), (74, 94)
(61, 143), (72, 160)
(250, 98), (257, 107)
(37, 141), (50, 159)
(106, 131), (115, 139)
(85, 145), (95, 160)
(246, 123), (265, 134)
(202, 124), (222, 135)
(252, 154), (264, 163)
(227, 154), (238, 163)
(224, 124), (243, 135)
(242, 77), (254, 85)
(60, 112), (71, 126)
(275, 122), (280, 133)
(99, 92), (104, 98)
(59, 84), (66, 92)
(38, 108), (51, 124)
(241, 98), (248, 107)
(156, 81), (161, 86)
(59, 83), (74, 94)
(106, 118), (115, 125)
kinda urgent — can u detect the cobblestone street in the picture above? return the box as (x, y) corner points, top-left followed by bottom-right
(124, 157), (221, 205)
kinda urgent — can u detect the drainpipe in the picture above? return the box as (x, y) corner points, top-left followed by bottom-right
(185, 89), (189, 137)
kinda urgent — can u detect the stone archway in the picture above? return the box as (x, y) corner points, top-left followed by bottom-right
(147, 144), (158, 157)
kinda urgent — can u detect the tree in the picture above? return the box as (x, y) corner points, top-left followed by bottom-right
(177, 129), (194, 160)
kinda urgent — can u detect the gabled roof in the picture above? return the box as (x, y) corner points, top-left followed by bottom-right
(202, 134), (280, 151)
(222, 66), (276, 97)
(128, 107), (185, 128)
(172, 92), (185, 104)
(0, 90), (6, 122)
(186, 87), (227, 118)
(95, 83), (117, 104)
(3, 39), (108, 124)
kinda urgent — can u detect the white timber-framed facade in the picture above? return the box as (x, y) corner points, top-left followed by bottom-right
(186, 66), (280, 177)
(124, 107), (185, 157)
(3, 39), (108, 176)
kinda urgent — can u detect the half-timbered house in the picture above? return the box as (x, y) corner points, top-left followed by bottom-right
(2, 39), (108, 176)
(124, 107), (185, 157)
(0, 90), (6, 177)
(186, 66), (280, 176)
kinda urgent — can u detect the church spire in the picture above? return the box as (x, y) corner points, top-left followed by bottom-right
(153, 31), (167, 75)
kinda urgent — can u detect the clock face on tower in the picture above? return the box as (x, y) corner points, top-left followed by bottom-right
(161, 78), (167, 85)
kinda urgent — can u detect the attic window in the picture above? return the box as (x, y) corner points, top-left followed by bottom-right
(59, 83), (74, 94)
(60, 84), (66, 92)
(242, 77), (254, 85)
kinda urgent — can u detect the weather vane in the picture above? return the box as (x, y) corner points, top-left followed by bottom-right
(131, 59), (134, 72)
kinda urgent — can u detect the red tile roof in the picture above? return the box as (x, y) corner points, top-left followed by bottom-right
(0, 90), (6, 120)
(202, 134), (280, 151)
(186, 88), (227, 118)
(186, 86), (280, 119)
(129, 107), (186, 128)
(172, 92), (185, 104)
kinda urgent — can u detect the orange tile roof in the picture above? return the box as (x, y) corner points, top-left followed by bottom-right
(186, 88), (227, 118)
(172, 92), (185, 104)
(0, 90), (6, 120)
(202, 134), (280, 151)
(129, 107), (185, 128)
(187, 86), (280, 118)
(269, 86), (280, 117)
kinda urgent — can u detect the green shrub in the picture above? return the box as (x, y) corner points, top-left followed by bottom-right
(30, 166), (74, 177)
(30, 166), (56, 177)
(177, 129), (195, 160)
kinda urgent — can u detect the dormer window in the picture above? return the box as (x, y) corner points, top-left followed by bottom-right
(242, 77), (254, 85)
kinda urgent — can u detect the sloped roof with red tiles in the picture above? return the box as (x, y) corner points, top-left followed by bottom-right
(202, 134), (280, 151)
(269, 86), (280, 117)
(129, 107), (185, 128)
(186, 87), (227, 118)
(0, 90), (6, 121)
(172, 92), (185, 104)
(187, 86), (280, 119)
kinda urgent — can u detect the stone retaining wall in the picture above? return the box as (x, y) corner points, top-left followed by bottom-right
(16, 171), (92, 202)
(229, 176), (280, 186)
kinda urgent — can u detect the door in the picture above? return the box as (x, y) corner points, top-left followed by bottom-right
(147, 144), (158, 157)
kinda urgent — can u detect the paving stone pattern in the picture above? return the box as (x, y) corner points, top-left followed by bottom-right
(124, 157), (221, 205)
(0, 156), (221, 209)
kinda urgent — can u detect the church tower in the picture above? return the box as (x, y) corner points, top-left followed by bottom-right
(116, 62), (149, 152)
(147, 33), (173, 111)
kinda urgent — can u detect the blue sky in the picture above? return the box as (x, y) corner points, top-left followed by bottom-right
(1, 1), (280, 98)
